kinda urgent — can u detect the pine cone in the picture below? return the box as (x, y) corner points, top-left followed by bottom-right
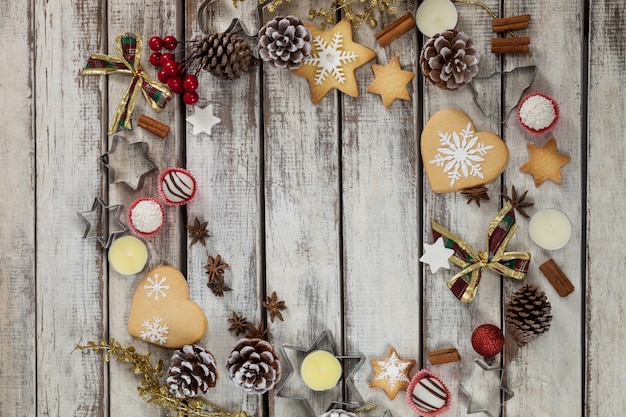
(226, 338), (281, 394)
(319, 410), (357, 417)
(166, 344), (218, 398)
(258, 15), (312, 70)
(195, 33), (258, 80)
(419, 30), (480, 91)
(505, 284), (553, 346)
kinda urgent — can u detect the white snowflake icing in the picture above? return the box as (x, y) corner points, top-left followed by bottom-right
(143, 273), (169, 300)
(373, 351), (412, 389)
(429, 122), (494, 186)
(140, 316), (169, 345)
(304, 32), (358, 85)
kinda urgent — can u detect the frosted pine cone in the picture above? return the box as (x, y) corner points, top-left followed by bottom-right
(195, 32), (258, 80)
(505, 284), (553, 346)
(166, 344), (218, 398)
(258, 15), (312, 70)
(420, 30), (480, 91)
(319, 410), (357, 417)
(226, 338), (281, 394)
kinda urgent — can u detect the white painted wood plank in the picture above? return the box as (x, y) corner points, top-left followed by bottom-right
(106, 2), (182, 416)
(34, 2), (107, 416)
(184, 1), (263, 414)
(262, 4), (344, 416)
(501, 0), (584, 415)
(0, 2), (36, 416)
(586, 0), (626, 414)
(421, 1), (504, 415)
(341, 9), (422, 415)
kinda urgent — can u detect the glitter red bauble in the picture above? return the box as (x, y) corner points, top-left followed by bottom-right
(471, 324), (504, 363)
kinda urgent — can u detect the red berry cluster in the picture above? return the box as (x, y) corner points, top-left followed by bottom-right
(148, 36), (199, 105)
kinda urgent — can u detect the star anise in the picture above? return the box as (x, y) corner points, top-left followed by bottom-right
(205, 254), (229, 281)
(262, 291), (287, 323)
(502, 185), (534, 218)
(187, 217), (210, 246)
(228, 311), (251, 336)
(461, 186), (490, 207)
(207, 275), (233, 297)
(245, 322), (270, 340)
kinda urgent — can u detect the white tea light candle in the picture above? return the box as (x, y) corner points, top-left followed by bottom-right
(300, 350), (342, 391)
(415, 0), (459, 37)
(529, 209), (572, 250)
(108, 235), (148, 275)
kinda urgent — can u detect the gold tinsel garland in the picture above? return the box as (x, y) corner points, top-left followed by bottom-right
(234, 0), (404, 30)
(76, 339), (247, 417)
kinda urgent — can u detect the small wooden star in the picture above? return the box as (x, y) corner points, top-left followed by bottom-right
(370, 347), (416, 400)
(367, 56), (415, 108)
(204, 254), (229, 282)
(519, 137), (571, 187)
(262, 291), (287, 323)
(461, 186), (490, 207)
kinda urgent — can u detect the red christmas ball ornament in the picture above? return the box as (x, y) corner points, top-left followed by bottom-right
(149, 52), (162, 67)
(148, 36), (163, 51)
(163, 35), (178, 50)
(471, 324), (504, 365)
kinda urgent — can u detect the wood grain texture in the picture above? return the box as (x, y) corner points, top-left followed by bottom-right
(106, 2), (181, 416)
(586, 0), (626, 414)
(0, 1), (36, 416)
(34, 1), (107, 416)
(184, 1), (263, 414)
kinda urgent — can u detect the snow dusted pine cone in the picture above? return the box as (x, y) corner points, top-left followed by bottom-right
(258, 15), (312, 70)
(419, 29), (480, 91)
(195, 32), (258, 80)
(505, 284), (553, 346)
(226, 338), (281, 394)
(166, 344), (218, 398)
(319, 410), (358, 417)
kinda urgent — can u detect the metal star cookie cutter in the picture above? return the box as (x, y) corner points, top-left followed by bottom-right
(459, 359), (514, 417)
(276, 330), (366, 417)
(379, 410), (393, 417)
(100, 135), (157, 190)
(198, 0), (261, 37)
(469, 65), (538, 124)
(77, 197), (128, 248)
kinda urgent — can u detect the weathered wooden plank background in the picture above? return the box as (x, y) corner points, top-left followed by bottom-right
(1, 0), (624, 416)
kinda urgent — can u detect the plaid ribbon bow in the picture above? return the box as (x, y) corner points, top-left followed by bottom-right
(432, 202), (531, 304)
(80, 33), (172, 134)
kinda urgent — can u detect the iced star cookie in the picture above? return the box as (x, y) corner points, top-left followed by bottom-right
(421, 109), (509, 193)
(291, 19), (376, 104)
(370, 347), (416, 400)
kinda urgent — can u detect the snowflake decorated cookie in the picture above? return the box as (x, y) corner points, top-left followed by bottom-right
(128, 265), (208, 348)
(291, 19), (376, 104)
(421, 109), (509, 193)
(370, 347), (416, 400)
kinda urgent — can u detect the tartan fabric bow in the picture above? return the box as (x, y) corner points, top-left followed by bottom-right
(432, 202), (531, 304)
(80, 33), (172, 134)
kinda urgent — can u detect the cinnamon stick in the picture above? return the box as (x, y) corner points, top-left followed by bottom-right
(539, 259), (575, 297)
(491, 44), (530, 54)
(492, 14), (530, 32)
(491, 37), (530, 47)
(138, 114), (170, 138)
(375, 12), (416, 47)
(427, 348), (461, 365)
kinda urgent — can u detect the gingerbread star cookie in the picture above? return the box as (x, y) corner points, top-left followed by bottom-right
(520, 137), (571, 187)
(291, 19), (376, 104)
(370, 347), (416, 400)
(367, 56), (415, 108)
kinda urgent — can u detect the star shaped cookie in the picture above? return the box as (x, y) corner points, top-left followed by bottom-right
(367, 56), (415, 108)
(420, 237), (454, 273)
(519, 137), (570, 187)
(291, 19), (376, 104)
(370, 347), (416, 400)
(186, 104), (221, 137)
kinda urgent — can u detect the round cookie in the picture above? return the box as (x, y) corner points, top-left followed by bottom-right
(421, 109), (509, 193)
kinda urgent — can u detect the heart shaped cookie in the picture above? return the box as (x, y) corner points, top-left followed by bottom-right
(128, 265), (207, 348)
(421, 109), (509, 193)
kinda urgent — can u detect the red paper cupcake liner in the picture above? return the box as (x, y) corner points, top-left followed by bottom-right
(158, 167), (197, 206)
(127, 197), (165, 237)
(406, 369), (452, 417)
(517, 92), (560, 135)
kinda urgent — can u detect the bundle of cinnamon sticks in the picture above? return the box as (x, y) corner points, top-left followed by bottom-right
(491, 14), (531, 54)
